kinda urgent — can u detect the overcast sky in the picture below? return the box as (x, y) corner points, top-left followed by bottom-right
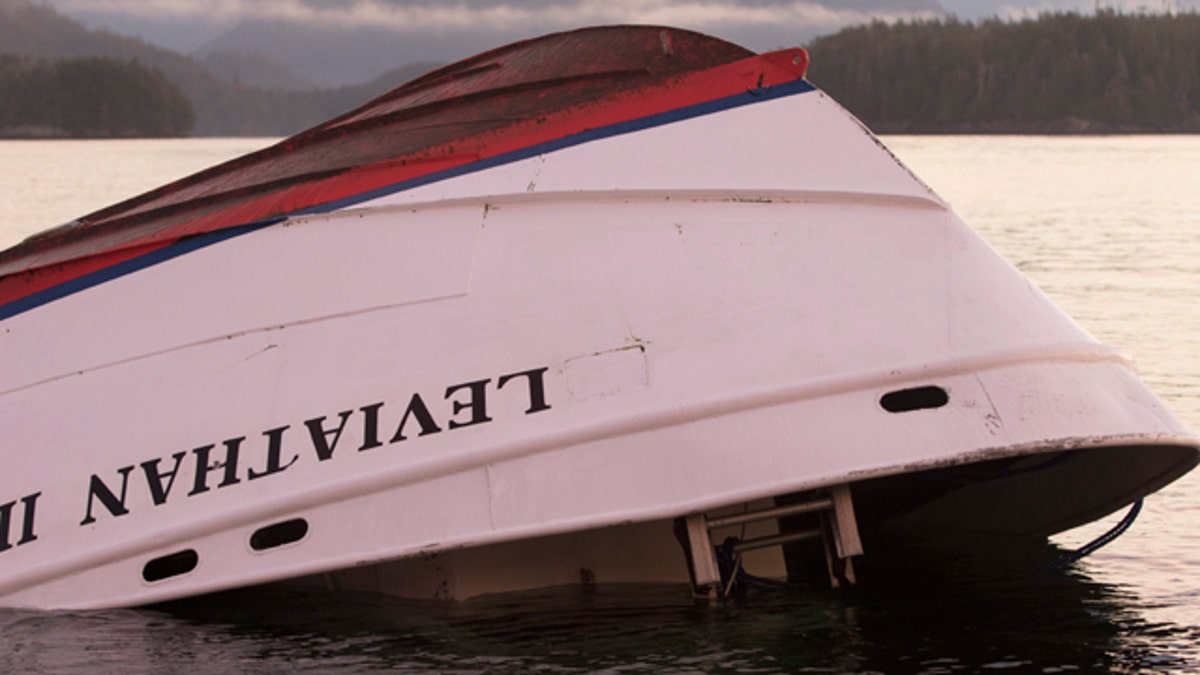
(50, 0), (1184, 54)
(57, 0), (948, 31)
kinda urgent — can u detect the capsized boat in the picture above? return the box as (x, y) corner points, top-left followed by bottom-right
(0, 26), (1195, 610)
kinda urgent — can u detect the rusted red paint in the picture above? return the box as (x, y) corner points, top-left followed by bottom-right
(0, 26), (808, 308)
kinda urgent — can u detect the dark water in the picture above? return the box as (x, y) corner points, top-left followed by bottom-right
(2, 136), (1198, 672)
(3, 542), (1196, 673)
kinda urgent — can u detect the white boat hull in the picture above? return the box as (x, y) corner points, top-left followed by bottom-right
(0, 28), (1194, 609)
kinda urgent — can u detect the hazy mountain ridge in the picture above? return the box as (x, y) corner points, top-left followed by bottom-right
(58, 0), (949, 87)
(196, 50), (320, 92)
(194, 20), (422, 88)
(4, 0), (1196, 136)
(189, 0), (947, 87)
(0, 0), (438, 135)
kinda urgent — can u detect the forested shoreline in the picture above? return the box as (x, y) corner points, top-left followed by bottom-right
(2, 9), (1199, 136)
(807, 11), (1200, 133)
(0, 1), (434, 137)
(0, 55), (193, 137)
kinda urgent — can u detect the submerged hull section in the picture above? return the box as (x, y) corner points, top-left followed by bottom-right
(0, 27), (1195, 609)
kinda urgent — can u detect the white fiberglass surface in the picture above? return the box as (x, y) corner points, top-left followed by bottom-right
(354, 88), (942, 210)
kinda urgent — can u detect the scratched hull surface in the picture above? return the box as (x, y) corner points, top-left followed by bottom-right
(0, 27), (1196, 609)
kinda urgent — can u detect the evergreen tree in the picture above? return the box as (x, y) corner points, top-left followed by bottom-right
(0, 55), (194, 137)
(807, 11), (1200, 133)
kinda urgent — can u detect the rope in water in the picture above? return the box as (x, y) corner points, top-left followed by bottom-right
(715, 537), (791, 594)
(712, 497), (1144, 590)
(1051, 498), (1143, 570)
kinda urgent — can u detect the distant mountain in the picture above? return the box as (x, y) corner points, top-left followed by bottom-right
(196, 50), (319, 92)
(24, 0), (1180, 138)
(193, 19), (509, 88)
(0, 0), (441, 135)
(190, 0), (949, 88)
(0, 1), (201, 74)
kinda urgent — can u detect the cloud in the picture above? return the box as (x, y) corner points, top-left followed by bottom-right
(52, 0), (942, 36)
(54, 0), (248, 22)
(988, 0), (1198, 18)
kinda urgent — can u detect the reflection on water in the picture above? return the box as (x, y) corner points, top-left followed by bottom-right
(885, 135), (1200, 432)
(3, 540), (1197, 673)
(887, 135), (1200, 640)
(0, 139), (276, 249)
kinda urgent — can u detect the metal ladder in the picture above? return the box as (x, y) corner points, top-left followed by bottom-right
(679, 484), (863, 597)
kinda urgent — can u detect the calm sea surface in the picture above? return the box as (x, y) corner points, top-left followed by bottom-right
(1, 136), (1198, 673)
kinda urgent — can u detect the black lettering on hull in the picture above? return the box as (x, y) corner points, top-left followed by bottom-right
(0, 492), (40, 552)
(64, 364), (555, 532)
